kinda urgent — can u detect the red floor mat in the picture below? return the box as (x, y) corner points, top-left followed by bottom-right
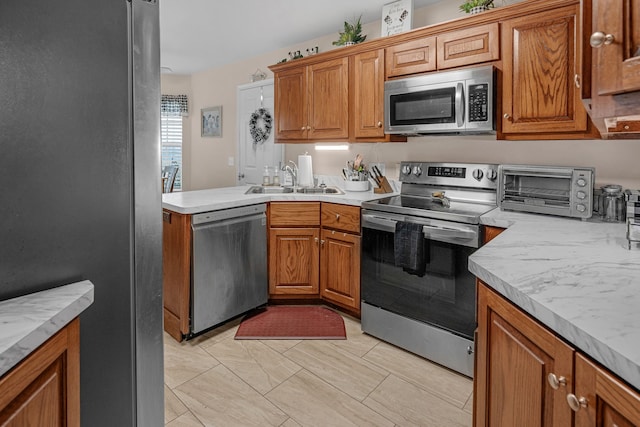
(234, 306), (346, 340)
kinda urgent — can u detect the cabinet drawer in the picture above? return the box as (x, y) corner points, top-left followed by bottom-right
(270, 202), (320, 226)
(321, 203), (360, 234)
(437, 23), (499, 70)
(386, 36), (437, 78)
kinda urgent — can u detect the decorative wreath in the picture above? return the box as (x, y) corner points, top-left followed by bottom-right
(249, 108), (273, 145)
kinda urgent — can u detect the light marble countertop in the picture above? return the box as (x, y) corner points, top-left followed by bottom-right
(472, 209), (640, 391)
(0, 280), (94, 377)
(162, 176), (399, 214)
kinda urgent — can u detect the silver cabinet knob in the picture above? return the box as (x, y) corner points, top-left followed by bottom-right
(566, 393), (588, 412)
(574, 74), (581, 89)
(301, 126), (306, 131)
(335, 214), (340, 220)
(307, 126), (311, 130)
(314, 237), (319, 243)
(377, 121), (383, 128)
(547, 373), (566, 390)
(503, 113), (511, 120)
(590, 31), (615, 48)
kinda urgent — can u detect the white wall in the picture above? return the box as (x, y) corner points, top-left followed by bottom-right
(163, 0), (640, 191)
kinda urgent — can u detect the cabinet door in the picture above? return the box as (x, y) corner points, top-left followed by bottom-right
(574, 353), (640, 427)
(320, 229), (361, 311)
(307, 57), (349, 140)
(274, 66), (308, 141)
(437, 23), (500, 70)
(385, 36), (437, 78)
(590, 0), (640, 95)
(501, 5), (588, 135)
(163, 209), (191, 342)
(475, 281), (574, 427)
(0, 319), (80, 427)
(352, 49), (385, 139)
(269, 227), (320, 295)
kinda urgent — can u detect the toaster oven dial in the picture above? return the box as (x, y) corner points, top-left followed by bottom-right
(472, 169), (484, 181)
(486, 168), (498, 181)
(576, 191), (587, 200)
(576, 178), (587, 187)
(576, 204), (587, 213)
(401, 165), (412, 175)
(412, 165), (422, 176)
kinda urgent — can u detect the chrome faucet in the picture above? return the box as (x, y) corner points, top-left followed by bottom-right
(284, 160), (298, 188)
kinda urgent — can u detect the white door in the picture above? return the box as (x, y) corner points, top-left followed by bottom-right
(237, 79), (283, 185)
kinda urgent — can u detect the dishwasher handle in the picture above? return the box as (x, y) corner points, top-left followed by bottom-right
(192, 212), (265, 230)
(192, 203), (266, 225)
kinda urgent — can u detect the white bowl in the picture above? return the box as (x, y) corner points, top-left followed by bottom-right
(343, 180), (370, 192)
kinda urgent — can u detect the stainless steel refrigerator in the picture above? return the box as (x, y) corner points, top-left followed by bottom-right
(0, 0), (163, 425)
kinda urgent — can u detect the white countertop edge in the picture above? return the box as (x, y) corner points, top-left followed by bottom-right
(0, 280), (95, 377)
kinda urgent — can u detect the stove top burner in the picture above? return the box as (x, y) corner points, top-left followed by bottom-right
(362, 162), (500, 224)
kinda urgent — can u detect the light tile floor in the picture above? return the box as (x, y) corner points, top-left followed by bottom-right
(164, 309), (473, 427)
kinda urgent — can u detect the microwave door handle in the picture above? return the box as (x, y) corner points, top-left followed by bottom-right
(455, 82), (464, 128)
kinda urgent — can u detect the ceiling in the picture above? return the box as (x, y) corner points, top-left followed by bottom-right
(159, 0), (441, 75)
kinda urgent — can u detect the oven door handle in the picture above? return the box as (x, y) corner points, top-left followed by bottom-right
(361, 214), (398, 232)
(422, 224), (476, 240)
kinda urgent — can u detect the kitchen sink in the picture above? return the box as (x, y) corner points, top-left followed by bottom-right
(244, 186), (294, 194)
(245, 185), (344, 195)
(296, 186), (344, 194)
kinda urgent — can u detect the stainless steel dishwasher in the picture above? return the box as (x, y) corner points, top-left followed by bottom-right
(190, 203), (268, 335)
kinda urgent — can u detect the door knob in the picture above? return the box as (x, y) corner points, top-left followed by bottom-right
(590, 31), (615, 48)
(566, 393), (588, 412)
(547, 373), (566, 390)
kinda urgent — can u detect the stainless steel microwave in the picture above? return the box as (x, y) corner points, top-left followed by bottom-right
(384, 65), (495, 135)
(498, 164), (595, 220)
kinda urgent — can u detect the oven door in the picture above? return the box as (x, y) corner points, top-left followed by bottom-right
(361, 210), (479, 340)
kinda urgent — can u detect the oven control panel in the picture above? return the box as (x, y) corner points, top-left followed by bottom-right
(399, 162), (499, 189)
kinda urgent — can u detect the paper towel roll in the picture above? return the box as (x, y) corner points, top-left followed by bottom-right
(297, 153), (313, 187)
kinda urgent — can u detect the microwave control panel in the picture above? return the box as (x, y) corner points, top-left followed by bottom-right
(468, 83), (489, 122)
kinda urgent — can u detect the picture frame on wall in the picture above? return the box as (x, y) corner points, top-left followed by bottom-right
(381, 0), (413, 37)
(201, 106), (222, 137)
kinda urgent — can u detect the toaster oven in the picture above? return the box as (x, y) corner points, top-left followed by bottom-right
(497, 165), (595, 220)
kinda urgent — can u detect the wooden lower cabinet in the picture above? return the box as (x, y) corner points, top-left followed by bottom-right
(162, 209), (191, 342)
(476, 280), (640, 427)
(269, 227), (320, 295)
(268, 202), (361, 313)
(320, 228), (361, 311)
(574, 354), (640, 427)
(475, 282), (574, 427)
(0, 318), (80, 427)
(483, 225), (506, 244)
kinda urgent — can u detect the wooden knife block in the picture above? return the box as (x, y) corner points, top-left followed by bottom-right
(374, 176), (394, 194)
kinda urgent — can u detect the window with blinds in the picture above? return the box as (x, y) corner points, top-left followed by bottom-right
(161, 115), (182, 191)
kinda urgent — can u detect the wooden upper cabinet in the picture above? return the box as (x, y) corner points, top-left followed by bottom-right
(352, 49), (386, 139)
(437, 23), (500, 70)
(574, 353), (640, 427)
(590, 0), (640, 96)
(307, 57), (350, 140)
(385, 36), (437, 78)
(274, 66), (308, 141)
(501, 5), (588, 136)
(274, 58), (349, 142)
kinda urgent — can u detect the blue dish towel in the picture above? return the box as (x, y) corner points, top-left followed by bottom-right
(394, 221), (427, 275)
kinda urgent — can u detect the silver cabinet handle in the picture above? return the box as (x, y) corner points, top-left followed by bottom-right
(336, 214), (340, 220)
(566, 393), (588, 412)
(547, 373), (566, 390)
(314, 237), (319, 243)
(574, 74), (581, 89)
(590, 31), (615, 48)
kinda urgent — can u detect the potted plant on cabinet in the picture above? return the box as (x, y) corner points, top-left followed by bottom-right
(459, 0), (495, 14)
(332, 15), (367, 46)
